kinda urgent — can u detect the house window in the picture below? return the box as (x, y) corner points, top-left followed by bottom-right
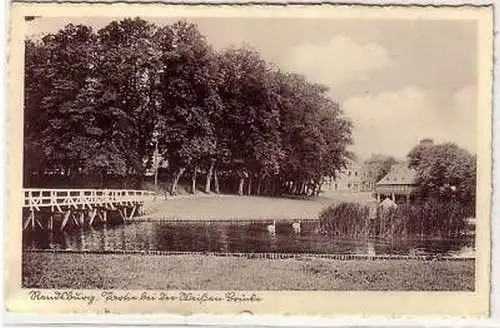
(347, 171), (351, 176)
(347, 183), (351, 188)
(355, 171), (358, 177)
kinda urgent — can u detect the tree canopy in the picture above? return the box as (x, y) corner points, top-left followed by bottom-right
(24, 18), (353, 196)
(407, 141), (476, 214)
(363, 154), (400, 182)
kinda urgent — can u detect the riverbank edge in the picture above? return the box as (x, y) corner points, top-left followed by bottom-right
(22, 252), (475, 291)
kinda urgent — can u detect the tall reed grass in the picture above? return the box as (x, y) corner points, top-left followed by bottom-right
(319, 199), (472, 239)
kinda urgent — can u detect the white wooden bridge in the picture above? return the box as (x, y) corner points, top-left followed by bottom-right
(22, 189), (158, 231)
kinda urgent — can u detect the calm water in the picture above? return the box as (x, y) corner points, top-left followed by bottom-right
(22, 220), (474, 256)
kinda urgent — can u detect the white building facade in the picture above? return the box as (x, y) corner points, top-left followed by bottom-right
(323, 161), (375, 192)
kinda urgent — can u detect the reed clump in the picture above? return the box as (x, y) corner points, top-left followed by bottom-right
(319, 199), (471, 238)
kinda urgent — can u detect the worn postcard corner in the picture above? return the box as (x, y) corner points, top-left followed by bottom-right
(4, 1), (494, 318)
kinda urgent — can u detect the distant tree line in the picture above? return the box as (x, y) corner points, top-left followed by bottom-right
(362, 154), (400, 183)
(24, 18), (353, 196)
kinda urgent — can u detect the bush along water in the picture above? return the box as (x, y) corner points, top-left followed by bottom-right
(319, 200), (472, 239)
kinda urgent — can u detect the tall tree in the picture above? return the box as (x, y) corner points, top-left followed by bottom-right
(407, 142), (476, 213)
(154, 21), (221, 194)
(275, 71), (352, 196)
(24, 24), (101, 185)
(217, 47), (283, 195)
(95, 18), (160, 187)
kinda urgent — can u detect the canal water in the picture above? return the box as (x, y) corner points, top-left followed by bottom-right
(22, 220), (474, 257)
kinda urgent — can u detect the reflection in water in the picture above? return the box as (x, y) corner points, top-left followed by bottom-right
(22, 221), (474, 256)
(366, 242), (376, 256)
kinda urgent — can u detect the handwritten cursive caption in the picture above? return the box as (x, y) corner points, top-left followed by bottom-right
(28, 290), (262, 306)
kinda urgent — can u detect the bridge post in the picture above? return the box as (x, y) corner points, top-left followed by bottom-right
(79, 211), (85, 226)
(48, 215), (54, 231)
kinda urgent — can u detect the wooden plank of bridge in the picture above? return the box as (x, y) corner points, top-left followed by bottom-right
(60, 210), (71, 231)
(35, 215), (44, 230)
(101, 209), (107, 223)
(71, 212), (82, 227)
(118, 207), (126, 223)
(88, 209), (97, 226)
(23, 210), (34, 231)
(128, 205), (137, 220)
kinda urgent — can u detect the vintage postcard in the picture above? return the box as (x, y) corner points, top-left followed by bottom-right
(5, 2), (494, 318)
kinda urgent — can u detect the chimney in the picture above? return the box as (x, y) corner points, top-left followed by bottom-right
(420, 138), (434, 147)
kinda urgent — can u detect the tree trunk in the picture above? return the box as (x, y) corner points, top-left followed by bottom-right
(256, 176), (263, 196)
(214, 169), (220, 193)
(69, 168), (79, 188)
(274, 177), (281, 197)
(247, 176), (253, 195)
(273, 177), (279, 197)
(238, 177), (245, 196)
(263, 177), (270, 196)
(269, 177), (275, 196)
(205, 159), (215, 193)
(297, 181), (302, 195)
(191, 166), (198, 194)
(99, 170), (105, 189)
(170, 167), (186, 195)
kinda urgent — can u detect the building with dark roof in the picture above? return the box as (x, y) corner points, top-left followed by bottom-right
(374, 138), (435, 203)
(374, 162), (417, 203)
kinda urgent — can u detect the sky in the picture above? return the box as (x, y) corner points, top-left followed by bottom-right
(26, 17), (478, 160)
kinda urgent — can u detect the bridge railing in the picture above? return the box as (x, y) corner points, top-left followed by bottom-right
(23, 189), (158, 211)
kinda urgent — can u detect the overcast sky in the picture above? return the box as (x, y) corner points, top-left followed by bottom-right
(27, 17), (478, 160)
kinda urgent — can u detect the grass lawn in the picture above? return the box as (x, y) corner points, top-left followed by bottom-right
(22, 252), (474, 291)
(141, 192), (377, 221)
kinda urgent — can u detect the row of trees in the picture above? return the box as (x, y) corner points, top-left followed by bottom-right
(24, 18), (353, 196)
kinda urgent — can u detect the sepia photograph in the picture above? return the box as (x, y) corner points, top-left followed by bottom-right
(5, 3), (493, 317)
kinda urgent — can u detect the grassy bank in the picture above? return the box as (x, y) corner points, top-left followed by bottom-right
(141, 192), (377, 220)
(23, 252), (474, 291)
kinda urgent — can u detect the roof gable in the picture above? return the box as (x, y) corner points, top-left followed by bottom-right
(376, 162), (417, 186)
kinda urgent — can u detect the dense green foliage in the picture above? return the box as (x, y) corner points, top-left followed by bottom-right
(24, 18), (353, 195)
